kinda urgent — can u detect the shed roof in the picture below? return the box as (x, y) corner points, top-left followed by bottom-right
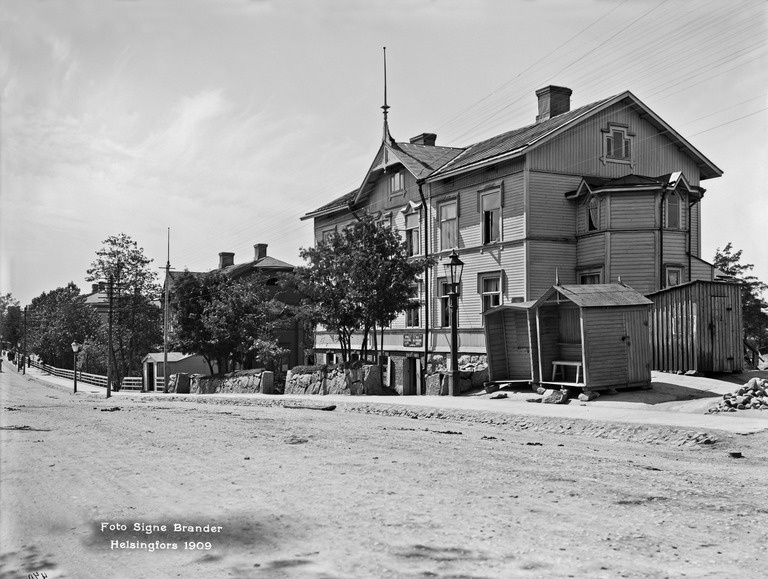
(534, 284), (652, 309)
(142, 352), (196, 364)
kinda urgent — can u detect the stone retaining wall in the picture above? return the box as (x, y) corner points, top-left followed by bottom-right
(284, 364), (385, 396)
(167, 370), (274, 395)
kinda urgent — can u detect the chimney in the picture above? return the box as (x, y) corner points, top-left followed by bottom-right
(254, 243), (268, 261)
(92, 284), (100, 293)
(219, 252), (235, 269)
(409, 133), (437, 146)
(535, 86), (572, 123)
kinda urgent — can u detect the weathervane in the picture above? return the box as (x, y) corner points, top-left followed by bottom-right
(382, 46), (394, 145)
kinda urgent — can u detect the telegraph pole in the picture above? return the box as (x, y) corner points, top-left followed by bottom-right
(163, 227), (171, 393)
(107, 275), (113, 399)
(22, 306), (27, 375)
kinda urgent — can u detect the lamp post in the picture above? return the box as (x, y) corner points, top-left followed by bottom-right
(71, 342), (82, 394)
(442, 249), (464, 396)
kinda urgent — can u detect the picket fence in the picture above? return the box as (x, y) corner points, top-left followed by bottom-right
(29, 359), (144, 391)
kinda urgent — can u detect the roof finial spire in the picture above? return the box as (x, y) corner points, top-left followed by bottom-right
(382, 47), (394, 145)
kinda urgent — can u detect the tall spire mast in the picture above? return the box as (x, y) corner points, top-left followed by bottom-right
(382, 46), (394, 145)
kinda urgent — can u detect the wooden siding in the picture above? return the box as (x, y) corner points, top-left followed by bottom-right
(527, 102), (703, 183)
(527, 240), (576, 299)
(610, 232), (657, 293)
(484, 309), (535, 381)
(576, 235), (606, 269)
(527, 171), (581, 237)
(582, 309), (629, 389)
(648, 281), (743, 373)
(536, 305), (560, 383)
(609, 192), (657, 229)
(690, 202), (701, 258)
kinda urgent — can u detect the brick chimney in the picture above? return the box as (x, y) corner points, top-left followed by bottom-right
(254, 244), (268, 260)
(409, 133), (437, 146)
(92, 283), (100, 293)
(535, 86), (572, 123)
(219, 252), (235, 269)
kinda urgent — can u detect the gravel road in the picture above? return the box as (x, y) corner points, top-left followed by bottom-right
(1, 369), (766, 578)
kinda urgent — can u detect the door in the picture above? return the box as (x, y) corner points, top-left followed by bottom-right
(624, 310), (651, 385)
(146, 362), (155, 391)
(403, 357), (417, 396)
(710, 296), (735, 372)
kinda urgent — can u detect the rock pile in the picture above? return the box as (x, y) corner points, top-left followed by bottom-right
(707, 377), (768, 413)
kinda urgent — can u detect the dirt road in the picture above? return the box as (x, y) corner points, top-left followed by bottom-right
(1, 369), (766, 578)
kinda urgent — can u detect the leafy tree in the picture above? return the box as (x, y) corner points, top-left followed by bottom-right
(170, 271), (290, 373)
(296, 212), (430, 363)
(0, 293), (22, 351)
(85, 234), (162, 383)
(714, 243), (768, 348)
(27, 283), (101, 368)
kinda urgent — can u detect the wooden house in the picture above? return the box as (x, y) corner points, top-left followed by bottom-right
(303, 84), (724, 392)
(647, 280), (743, 373)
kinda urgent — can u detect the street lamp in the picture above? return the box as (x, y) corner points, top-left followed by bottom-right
(71, 342), (82, 394)
(442, 249), (464, 396)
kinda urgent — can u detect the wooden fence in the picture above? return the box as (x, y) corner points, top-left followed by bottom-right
(29, 360), (143, 391)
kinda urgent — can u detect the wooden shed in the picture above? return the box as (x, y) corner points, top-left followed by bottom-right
(483, 302), (539, 385)
(646, 280), (743, 373)
(142, 352), (213, 391)
(532, 284), (653, 392)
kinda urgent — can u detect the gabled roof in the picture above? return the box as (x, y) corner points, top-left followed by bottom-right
(301, 189), (357, 220)
(565, 171), (706, 201)
(221, 256), (294, 279)
(428, 91), (723, 182)
(533, 283), (652, 309)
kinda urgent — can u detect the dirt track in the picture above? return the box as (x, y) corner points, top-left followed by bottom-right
(1, 370), (767, 578)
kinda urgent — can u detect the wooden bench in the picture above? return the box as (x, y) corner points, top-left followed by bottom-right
(551, 360), (583, 384)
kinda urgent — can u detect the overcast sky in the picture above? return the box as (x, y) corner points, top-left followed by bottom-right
(1, 0), (766, 306)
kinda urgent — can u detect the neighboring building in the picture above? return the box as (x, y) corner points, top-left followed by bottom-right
(142, 352), (213, 391)
(302, 85), (725, 387)
(83, 282), (110, 321)
(165, 243), (305, 372)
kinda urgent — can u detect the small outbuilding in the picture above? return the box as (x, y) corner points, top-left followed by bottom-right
(483, 302), (539, 385)
(142, 353), (213, 391)
(484, 284), (653, 391)
(646, 280), (743, 373)
(532, 283), (653, 391)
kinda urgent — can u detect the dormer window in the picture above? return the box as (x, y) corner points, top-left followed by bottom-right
(665, 191), (681, 229)
(601, 124), (634, 166)
(390, 170), (404, 196)
(587, 196), (600, 231)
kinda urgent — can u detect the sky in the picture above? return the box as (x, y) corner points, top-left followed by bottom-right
(1, 0), (766, 306)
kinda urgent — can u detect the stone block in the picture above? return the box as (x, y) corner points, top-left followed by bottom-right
(261, 371), (274, 394)
(176, 373), (190, 394)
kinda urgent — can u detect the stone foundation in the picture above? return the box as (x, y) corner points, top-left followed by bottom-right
(284, 363), (385, 396)
(167, 369), (274, 395)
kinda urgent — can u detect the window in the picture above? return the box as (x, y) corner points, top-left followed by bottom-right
(579, 268), (602, 284)
(439, 200), (458, 250)
(321, 229), (336, 242)
(405, 213), (420, 256)
(438, 280), (453, 327)
(481, 190), (501, 244)
(602, 124), (634, 165)
(405, 303), (420, 327)
(587, 196), (600, 231)
(377, 213), (392, 229)
(390, 171), (404, 195)
(666, 192), (681, 229)
(666, 266), (683, 287)
(406, 281), (422, 327)
(480, 274), (502, 312)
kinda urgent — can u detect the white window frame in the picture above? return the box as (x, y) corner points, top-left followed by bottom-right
(405, 280), (422, 328)
(480, 189), (502, 245)
(665, 191), (682, 229)
(437, 278), (453, 328)
(601, 123), (635, 167)
(665, 265), (683, 288)
(587, 196), (600, 232)
(389, 170), (405, 197)
(578, 267), (603, 285)
(404, 212), (420, 257)
(479, 272), (502, 312)
(439, 199), (458, 250)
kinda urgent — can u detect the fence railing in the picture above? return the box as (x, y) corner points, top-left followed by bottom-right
(29, 360), (144, 391)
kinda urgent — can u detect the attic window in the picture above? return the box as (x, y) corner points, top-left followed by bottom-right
(602, 124), (634, 166)
(390, 171), (404, 196)
(587, 196), (600, 231)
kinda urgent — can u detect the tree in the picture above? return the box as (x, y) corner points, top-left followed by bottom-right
(170, 271), (290, 374)
(86, 234), (163, 382)
(296, 213), (430, 363)
(713, 243), (768, 348)
(27, 283), (101, 368)
(0, 293), (22, 351)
